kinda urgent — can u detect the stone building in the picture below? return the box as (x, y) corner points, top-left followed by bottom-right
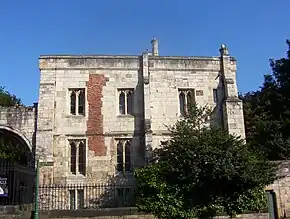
(3, 38), (290, 216)
(35, 38), (245, 185)
(0, 38), (249, 210)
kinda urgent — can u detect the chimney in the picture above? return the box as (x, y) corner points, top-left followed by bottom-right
(151, 37), (159, 56)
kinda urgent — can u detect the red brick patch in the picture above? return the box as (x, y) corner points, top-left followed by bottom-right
(86, 74), (107, 156)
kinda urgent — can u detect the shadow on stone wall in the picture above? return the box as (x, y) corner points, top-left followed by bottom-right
(83, 175), (136, 209)
(83, 59), (144, 209)
(210, 71), (225, 130)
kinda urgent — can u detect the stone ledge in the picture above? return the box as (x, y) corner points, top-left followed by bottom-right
(39, 55), (139, 59)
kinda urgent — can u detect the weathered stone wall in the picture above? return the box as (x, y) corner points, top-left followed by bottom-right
(148, 56), (223, 153)
(38, 56), (143, 184)
(37, 42), (246, 184)
(266, 161), (290, 218)
(0, 105), (36, 151)
(219, 47), (245, 139)
(37, 44), (244, 183)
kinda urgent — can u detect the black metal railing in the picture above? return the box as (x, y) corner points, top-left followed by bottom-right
(0, 160), (36, 206)
(38, 183), (137, 210)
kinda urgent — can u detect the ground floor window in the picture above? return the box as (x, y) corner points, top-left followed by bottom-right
(69, 189), (84, 210)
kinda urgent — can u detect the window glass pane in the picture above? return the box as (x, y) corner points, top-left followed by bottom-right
(117, 141), (123, 171)
(69, 190), (75, 210)
(78, 142), (86, 175)
(127, 91), (133, 115)
(78, 90), (85, 115)
(77, 190), (84, 209)
(70, 142), (77, 174)
(179, 92), (186, 116)
(125, 141), (131, 171)
(187, 91), (192, 109)
(119, 92), (125, 114)
(70, 92), (76, 115)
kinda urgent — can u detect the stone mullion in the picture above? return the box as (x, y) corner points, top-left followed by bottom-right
(75, 90), (80, 115)
(76, 141), (80, 174)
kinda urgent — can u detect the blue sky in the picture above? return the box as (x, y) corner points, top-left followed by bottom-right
(0, 0), (289, 105)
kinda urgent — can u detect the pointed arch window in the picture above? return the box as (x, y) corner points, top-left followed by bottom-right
(78, 89), (85, 115)
(116, 139), (132, 172)
(70, 142), (77, 174)
(118, 89), (134, 115)
(179, 92), (186, 116)
(119, 92), (126, 115)
(124, 141), (131, 171)
(126, 90), (133, 115)
(70, 91), (76, 115)
(69, 140), (86, 176)
(178, 89), (195, 116)
(69, 88), (85, 116)
(78, 141), (86, 175)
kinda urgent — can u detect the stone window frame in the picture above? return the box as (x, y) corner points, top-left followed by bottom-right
(68, 88), (86, 116)
(117, 88), (134, 116)
(178, 88), (195, 117)
(68, 139), (87, 176)
(69, 189), (84, 210)
(115, 138), (132, 173)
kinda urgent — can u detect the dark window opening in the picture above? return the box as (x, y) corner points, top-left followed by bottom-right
(70, 92), (76, 115)
(70, 142), (77, 174)
(179, 92), (186, 116)
(119, 92), (125, 115)
(78, 90), (85, 115)
(78, 142), (86, 175)
(117, 141), (124, 172)
(127, 91), (133, 115)
(125, 141), (131, 172)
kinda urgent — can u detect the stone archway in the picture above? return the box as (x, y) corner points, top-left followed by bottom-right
(0, 125), (33, 165)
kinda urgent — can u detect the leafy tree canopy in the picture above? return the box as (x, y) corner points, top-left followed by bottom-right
(0, 86), (24, 163)
(0, 86), (22, 107)
(135, 104), (278, 219)
(241, 40), (290, 160)
(0, 141), (21, 162)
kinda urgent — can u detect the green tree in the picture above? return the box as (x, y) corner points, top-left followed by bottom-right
(0, 86), (23, 163)
(0, 86), (22, 106)
(135, 104), (278, 219)
(0, 140), (21, 162)
(241, 40), (290, 160)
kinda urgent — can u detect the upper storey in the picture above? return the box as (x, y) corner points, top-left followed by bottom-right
(37, 39), (239, 135)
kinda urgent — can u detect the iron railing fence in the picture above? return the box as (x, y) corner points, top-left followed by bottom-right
(39, 182), (137, 210)
(0, 160), (36, 206)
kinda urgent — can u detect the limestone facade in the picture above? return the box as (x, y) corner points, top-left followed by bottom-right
(34, 39), (245, 185)
(0, 39), (245, 185)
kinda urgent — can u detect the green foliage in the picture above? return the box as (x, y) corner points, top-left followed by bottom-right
(136, 162), (196, 219)
(135, 104), (278, 219)
(0, 137), (27, 164)
(241, 40), (290, 160)
(0, 139), (20, 162)
(0, 86), (22, 106)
